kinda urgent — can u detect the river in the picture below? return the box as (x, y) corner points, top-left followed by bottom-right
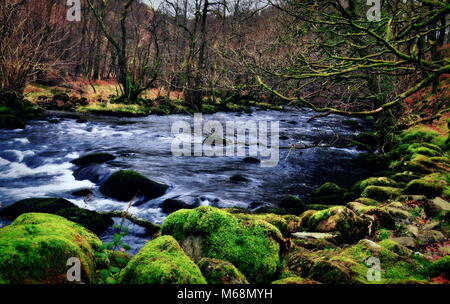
(0, 108), (370, 253)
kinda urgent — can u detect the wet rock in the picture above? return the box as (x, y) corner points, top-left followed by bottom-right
(161, 199), (198, 214)
(0, 213), (105, 283)
(100, 170), (169, 202)
(230, 174), (249, 182)
(0, 197), (76, 219)
(0, 114), (25, 129)
(119, 236), (207, 284)
(361, 186), (402, 201)
(424, 197), (450, 216)
(242, 157), (261, 164)
(73, 165), (111, 184)
(71, 188), (93, 197)
(55, 207), (114, 235)
(391, 171), (423, 183)
(198, 258), (249, 284)
(71, 153), (116, 166)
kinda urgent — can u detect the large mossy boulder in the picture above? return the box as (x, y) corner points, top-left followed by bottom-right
(71, 153), (116, 166)
(272, 276), (319, 284)
(198, 258), (248, 284)
(0, 213), (105, 284)
(0, 198), (76, 219)
(361, 186), (402, 201)
(118, 236), (206, 284)
(354, 177), (399, 194)
(404, 177), (445, 198)
(100, 170), (169, 202)
(311, 182), (346, 205)
(0, 114), (25, 129)
(298, 206), (369, 243)
(161, 206), (286, 283)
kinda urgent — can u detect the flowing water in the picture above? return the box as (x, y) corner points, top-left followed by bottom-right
(0, 108), (370, 253)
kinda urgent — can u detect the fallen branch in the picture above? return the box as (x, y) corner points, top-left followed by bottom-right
(100, 210), (160, 235)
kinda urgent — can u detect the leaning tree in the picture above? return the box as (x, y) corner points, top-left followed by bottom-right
(255, 0), (449, 117)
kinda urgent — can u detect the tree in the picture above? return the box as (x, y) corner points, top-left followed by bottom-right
(86, 0), (160, 101)
(0, 0), (69, 95)
(255, 0), (449, 117)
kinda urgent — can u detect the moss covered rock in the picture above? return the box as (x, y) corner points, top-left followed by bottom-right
(361, 186), (402, 201)
(298, 206), (369, 243)
(198, 258), (248, 284)
(272, 276), (319, 284)
(355, 177), (399, 194)
(100, 170), (169, 202)
(391, 171), (423, 183)
(404, 179), (444, 198)
(426, 256), (450, 279)
(0, 114), (25, 129)
(71, 153), (116, 166)
(161, 206), (285, 283)
(279, 196), (306, 215)
(0, 213), (104, 283)
(311, 182), (345, 205)
(119, 236), (206, 284)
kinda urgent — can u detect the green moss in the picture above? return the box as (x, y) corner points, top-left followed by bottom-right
(272, 276), (318, 284)
(355, 177), (399, 194)
(426, 256), (450, 278)
(298, 206), (369, 243)
(100, 170), (168, 202)
(313, 182), (345, 197)
(71, 153), (116, 166)
(201, 104), (217, 114)
(279, 196), (306, 215)
(361, 186), (402, 201)
(119, 236), (206, 284)
(305, 204), (340, 210)
(198, 258), (248, 284)
(0, 114), (25, 129)
(404, 179), (444, 198)
(355, 197), (380, 206)
(161, 206), (283, 283)
(391, 171), (423, 183)
(0, 213), (104, 283)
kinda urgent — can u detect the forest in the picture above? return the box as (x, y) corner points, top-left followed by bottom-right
(0, 0), (449, 287)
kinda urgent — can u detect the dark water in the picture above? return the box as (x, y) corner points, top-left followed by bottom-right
(0, 108), (369, 253)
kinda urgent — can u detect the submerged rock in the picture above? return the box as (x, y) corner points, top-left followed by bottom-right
(161, 199), (198, 214)
(100, 170), (169, 202)
(230, 174), (249, 182)
(198, 258), (249, 284)
(0, 213), (105, 284)
(161, 206), (286, 283)
(71, 153), (116, 166)
(119, 236), (206, 284)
